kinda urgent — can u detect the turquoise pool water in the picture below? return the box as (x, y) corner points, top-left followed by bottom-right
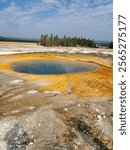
(12, 60), (98, 75)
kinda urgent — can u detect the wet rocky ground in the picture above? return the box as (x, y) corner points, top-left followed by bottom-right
(0, 72), (113, 150)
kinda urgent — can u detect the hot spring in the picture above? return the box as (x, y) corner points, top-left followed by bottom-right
(12, 60), (98, 75)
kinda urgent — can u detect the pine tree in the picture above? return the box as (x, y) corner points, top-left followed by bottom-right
(109, 42), (113, 49)
(40, 34), (96, 48)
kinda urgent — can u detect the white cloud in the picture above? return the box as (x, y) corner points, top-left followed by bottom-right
(0, 0), (113, 40)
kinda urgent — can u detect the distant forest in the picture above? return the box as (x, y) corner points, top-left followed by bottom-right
(0, 36), (38, 43)
(0, 35), (113, 49)
(40, 34), (96, 48)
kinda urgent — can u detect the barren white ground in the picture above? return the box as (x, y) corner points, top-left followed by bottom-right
(0, 42), (112, 56)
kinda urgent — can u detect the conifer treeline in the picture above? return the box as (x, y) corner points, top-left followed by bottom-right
(40, 34), (96, 47)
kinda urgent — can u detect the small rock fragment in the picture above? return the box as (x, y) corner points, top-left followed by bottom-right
(77, 104), (80, 107)
(27, 90), (38, 94)
(10, 79), (24, 85)
(96, 109), (99, 112)
(97, 115), (102, 120)
(44, 90), (62, 96)
(28, 106), (35, 110)
(64, 108), (68, 111)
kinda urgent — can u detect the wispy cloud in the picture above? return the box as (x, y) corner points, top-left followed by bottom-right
(0, 0), (113, 41)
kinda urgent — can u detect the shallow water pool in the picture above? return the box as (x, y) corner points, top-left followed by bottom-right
(12, 60), (98, 75)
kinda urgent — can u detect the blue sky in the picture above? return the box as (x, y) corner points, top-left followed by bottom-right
(0, 0), (113, 41)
